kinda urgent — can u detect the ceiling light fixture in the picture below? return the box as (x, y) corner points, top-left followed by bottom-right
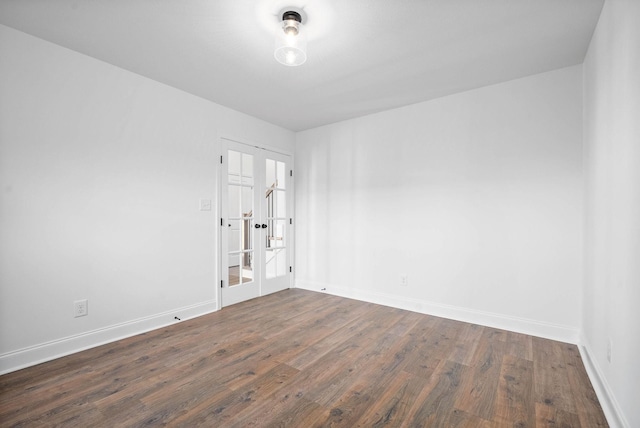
(274, 10), (307, 66)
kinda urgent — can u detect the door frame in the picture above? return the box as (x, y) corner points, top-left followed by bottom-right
(217, 137), (294, 309)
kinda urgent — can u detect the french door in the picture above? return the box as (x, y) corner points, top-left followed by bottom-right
(220, 139), (291, 307)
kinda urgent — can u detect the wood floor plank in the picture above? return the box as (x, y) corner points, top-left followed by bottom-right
(262, 397), (327, 428)
(493, 354), (535, 427)
(506, 331), (534, 361)
(386, 310), (425, 337)
(0, 289), (608, 427)
(449, 322), (483, 366)
(532, 337), (577, 414)
(400, 317), (457, 378)
(535, 402), (583, 427)
(353, 370), (425, 427)
(453, 327), (506, 420)
(446, 408), (497, 428)
(402, 359), (468, 427)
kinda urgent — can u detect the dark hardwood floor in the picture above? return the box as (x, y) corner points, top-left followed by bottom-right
(0, 289), (607, 427)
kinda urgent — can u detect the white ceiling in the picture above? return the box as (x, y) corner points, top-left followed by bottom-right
(0, 0), (603, 132)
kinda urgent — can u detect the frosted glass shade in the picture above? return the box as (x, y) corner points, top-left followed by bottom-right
(274, 19), (307, 66)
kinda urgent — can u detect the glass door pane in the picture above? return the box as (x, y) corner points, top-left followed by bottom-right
(227, 149), (254, 287)
(227, 150), (254, 287)
(222, 141), (261, 306)
(262, 154), (290, 295)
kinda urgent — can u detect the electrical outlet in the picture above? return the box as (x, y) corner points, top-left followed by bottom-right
(400, 274), (408, 286)
(607, 338), (612, 363)
(74, 299), (88, 318)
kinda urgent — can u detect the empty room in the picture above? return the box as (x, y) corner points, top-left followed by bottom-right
(0, 0), (638, 426)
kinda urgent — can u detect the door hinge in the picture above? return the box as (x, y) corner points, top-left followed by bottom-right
(290, 170), (293, 177)
(221, 280), (223, 288)
(220, 155), (223, 164)
(220, 218), (223, 226)
(289, 266), (292, 273)
(289, 218), (292, 225)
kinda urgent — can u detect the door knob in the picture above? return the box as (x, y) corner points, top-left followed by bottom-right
(254, 224), (261, 229)
(261, 224), (267, 228)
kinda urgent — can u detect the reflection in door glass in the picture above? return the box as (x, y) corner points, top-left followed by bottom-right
(276, 161), (285, 189)
(228, 186), (240, 218)
(228, 150), (241, 181)
(265, 248), (287, 279)
(241, 153), (253, 185)
(276, 249), (287, 276)
(265, 249), (276, 279)
(265, 159), (286, 189)
(241, 186), (253, 217)
(266, 219), (284, 248)
(276, 191), (286, 219)
(228, 219), (240, 253)
(229, 253), (253, 286)
(266, 159), (276, 189)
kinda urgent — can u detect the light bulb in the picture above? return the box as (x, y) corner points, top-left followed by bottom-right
(285, 50), (296, 65)
(283, 19), (299, 36)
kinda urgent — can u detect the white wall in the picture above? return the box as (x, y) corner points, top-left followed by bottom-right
(0, 24), (294, 373)
(582, 0), (640, 426)
(295, 66), (584, 341)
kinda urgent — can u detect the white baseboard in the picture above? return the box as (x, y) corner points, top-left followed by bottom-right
(0, 300), (218, 375)
(578, 335), (628, 428)
(295, 280), (579, 344)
